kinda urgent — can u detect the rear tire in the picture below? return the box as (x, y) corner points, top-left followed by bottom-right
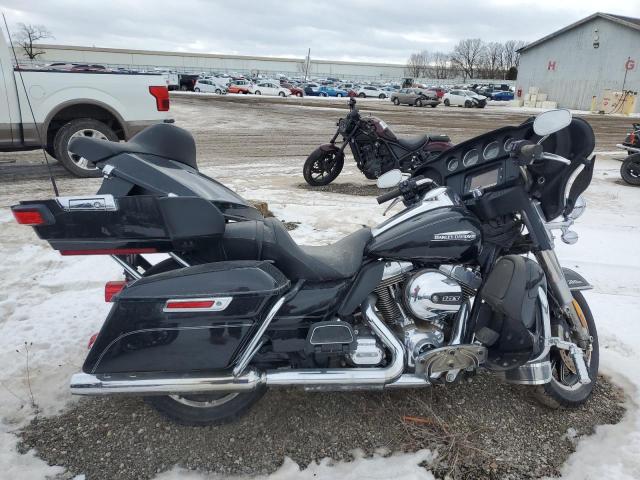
(303, 148), (344, 186)
(464, 100), (472, 108)
(415, 99), (423, 107)
(393, 97), (400, 106)
(194, 87), (200, 92)
(444, 99), (450, 106)
(142, 259), (266, 426)
(254, 90), (261, 95)
(620, 154), (640, 185)
(532, 291), (599, 408)
(215, 88), (222, 95)
(53, 118), (118, 178)
(378, 94), (386, 99)
(358, 93), (366, 98)
(279, 91), (286, 97)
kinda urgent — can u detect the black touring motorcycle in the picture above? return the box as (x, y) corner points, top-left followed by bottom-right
(13, 110), (598, 425)
(303, 98), (452, 186)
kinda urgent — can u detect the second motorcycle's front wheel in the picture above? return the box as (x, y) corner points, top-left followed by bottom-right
(303, 148), (344, 186)
(620, 154), (640, 185)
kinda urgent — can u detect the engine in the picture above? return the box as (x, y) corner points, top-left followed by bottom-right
(349, 261), (481, 368)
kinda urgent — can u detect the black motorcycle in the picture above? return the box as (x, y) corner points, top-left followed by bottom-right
(617, 122), (640, 185)
(303, 98), (452, 186)
(12, 110), (598, 425)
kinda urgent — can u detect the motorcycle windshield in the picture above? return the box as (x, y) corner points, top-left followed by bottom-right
(100, 153), (262, 221)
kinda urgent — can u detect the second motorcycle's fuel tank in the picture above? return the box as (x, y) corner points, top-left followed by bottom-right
(367, 188), (482, 264)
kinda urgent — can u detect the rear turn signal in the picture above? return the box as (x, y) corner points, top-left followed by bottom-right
(149, 86), (170, 111)
(88, 332), (98, 350)
(105, 280), (127, 302)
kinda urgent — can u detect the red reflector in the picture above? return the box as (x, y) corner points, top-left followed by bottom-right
(13, 210), (45, 225)
(60, 248), (157, 256)
(149, 85), (170, 111)
(166, 300), (215, 309)
(88, 333), (98, 350)
(105, 280), (126, 302)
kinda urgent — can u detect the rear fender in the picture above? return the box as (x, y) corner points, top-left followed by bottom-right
(562, 268), (593, 291)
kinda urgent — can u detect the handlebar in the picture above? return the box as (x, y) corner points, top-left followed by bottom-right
(376, 188), (402, 204)
(376, 177), (435, 204)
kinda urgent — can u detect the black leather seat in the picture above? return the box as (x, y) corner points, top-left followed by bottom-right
(261, 218), (372, 281)
(68, 123), (198, 169)
(397, 134), (430, 150)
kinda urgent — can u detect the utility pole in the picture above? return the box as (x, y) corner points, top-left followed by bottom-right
(304, 48), (311, 82)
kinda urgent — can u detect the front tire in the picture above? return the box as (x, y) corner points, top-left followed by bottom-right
(444, 98), (450, 106)
(620, 154), (640, 185)
(279, 91), (286, 97)
(254, 90), (261, 95)
(53, 118), (118, 178)
(415, 99), (423, 107)
(303, 148), (344, 186)
(378, 94), (386, 99)
(215, 88), (222, 94)
(194, 87), (200, 92)
(358, 93), (366, 98)
(532, 291), (599, 408)
(393, 97), (400, 106)
(142, 259), (266, 426)
(464, 100), (472, 108)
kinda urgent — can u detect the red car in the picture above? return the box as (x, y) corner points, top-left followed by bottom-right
(428, 87), (446, 99)
(227, 79), (252, 94)
(281, 82), (304, 97)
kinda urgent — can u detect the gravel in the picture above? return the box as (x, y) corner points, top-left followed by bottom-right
(18, 373), (624, 479)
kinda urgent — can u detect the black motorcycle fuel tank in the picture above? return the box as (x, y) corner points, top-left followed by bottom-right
(367, 205), (482, 263)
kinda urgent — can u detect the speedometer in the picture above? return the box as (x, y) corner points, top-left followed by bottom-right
(462, 149), (480, 167)
(483, 141), (500, 160)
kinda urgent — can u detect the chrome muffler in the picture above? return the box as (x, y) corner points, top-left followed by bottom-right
(70, 296), (406, 396)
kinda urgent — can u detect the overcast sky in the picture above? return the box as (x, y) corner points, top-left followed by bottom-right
(1, 0), (639, 64)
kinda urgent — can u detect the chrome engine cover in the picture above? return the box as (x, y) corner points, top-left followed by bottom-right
(404, 269), (463, 321)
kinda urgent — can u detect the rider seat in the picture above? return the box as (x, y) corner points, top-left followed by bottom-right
(396, 133), (450, 150)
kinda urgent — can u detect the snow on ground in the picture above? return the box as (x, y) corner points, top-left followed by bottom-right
(0, 154), (639, 479)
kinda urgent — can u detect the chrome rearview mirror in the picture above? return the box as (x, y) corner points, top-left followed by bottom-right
(533, 109), (572, 136)
(376, 169), (403, 188)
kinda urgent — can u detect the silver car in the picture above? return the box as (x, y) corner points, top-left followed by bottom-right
(391, 88), (439, 107)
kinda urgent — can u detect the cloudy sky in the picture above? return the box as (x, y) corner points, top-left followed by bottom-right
(1, 0), (639, 63)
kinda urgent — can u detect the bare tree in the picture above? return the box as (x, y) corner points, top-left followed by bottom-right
(429, 51), (451, 79)
(502, 40), (527, 70)
(405, 50), (429, 78)
(450, 39), (484, 79)
(484, 42), (505, 78)
(12, 23), (53, 60)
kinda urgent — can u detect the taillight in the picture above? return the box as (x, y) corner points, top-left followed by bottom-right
(105, 280), (127, 302)
(149, 85), (170, 111)
(166, 300), (215, 309)
(11, 205), (53, 225)
(88, 333), (98, 349)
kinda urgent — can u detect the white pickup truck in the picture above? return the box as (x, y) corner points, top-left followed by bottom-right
(0, 28), (173, 177)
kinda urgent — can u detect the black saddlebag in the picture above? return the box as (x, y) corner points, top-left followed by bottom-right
(474, 255), (547, 370)
(84, 261), (289, 374)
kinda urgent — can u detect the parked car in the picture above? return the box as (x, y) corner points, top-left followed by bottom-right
(316, 86), (349, 97)
(491, 90), (515, 101)
(227, 79), (253, 94)
(249, 81), (291, 97)
(426, 87), (446, 99)
(281, 82), (304, 97)
(442, 89), (487, 108)
(0, 27), (171, 178)
(193, 79), (227, 94)
(356, 86), (388, 99)
(390, 88), (439, 107)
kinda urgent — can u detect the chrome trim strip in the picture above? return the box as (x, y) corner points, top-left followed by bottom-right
(56, 194), (117, 211)
(168, 252), (190, 268)
(163, 297), (232, 313)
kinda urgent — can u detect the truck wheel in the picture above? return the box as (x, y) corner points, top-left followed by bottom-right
(53, 118), (118, 178)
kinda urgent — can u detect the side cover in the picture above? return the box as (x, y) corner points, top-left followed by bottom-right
(84, 261), (289, 374)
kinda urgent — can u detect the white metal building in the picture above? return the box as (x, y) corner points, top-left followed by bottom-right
(516, 12), (640, 113)
(24, 43), (407, 81)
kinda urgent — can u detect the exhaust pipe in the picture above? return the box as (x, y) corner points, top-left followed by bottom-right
(70, 296), (405, 396)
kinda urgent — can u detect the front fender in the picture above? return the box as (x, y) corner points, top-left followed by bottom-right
(562, 268), (593, 291)
(319, 143), (341, 153)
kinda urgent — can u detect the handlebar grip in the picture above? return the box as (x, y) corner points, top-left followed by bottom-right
(376, 188), (401, 204)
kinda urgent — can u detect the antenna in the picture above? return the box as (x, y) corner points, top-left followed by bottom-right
(2, 13), (59, 196)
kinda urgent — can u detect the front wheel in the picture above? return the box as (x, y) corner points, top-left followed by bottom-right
(303, 147), (344, 186)
(378, 94), (386, 99)
(464, 100), (472, 108)
(532, 291), (599, 408)
(336, 93), (343, 97)
(444, 99), (450, 106)
(215, 88), (222, 95)
(415, 99), (423, 107)
(358, 93), (366, 98)
(254, 90), (261, 95)
(194, 87), (200, 92)
(620, 154), (640, 185)
(393, 97), (400, 105)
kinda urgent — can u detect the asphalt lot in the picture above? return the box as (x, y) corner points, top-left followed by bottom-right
(0, 94), (633, 207)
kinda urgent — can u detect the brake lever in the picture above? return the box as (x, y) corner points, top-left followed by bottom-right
(541, 152), (571, 165)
